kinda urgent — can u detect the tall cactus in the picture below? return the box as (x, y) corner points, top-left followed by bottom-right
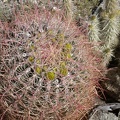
(88, 0), (120, 66)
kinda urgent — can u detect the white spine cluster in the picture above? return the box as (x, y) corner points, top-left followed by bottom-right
(88, 0), (120, 66)
(88, 15), (100, 43)
(63, 0), (73, 20)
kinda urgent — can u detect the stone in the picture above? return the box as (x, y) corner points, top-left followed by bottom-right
(89, 103), (120, 120)
(89, 110), (118, 120)
(101, 67), (120, 102)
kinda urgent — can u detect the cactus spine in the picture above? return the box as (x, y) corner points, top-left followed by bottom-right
(0, 3), (104, 120)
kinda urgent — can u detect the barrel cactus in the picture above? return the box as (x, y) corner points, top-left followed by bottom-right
(0, 3), (104, 120)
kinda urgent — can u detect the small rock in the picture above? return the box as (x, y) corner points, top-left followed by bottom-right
(89, 103), (120, 120)
(89, 109), (118, 120)
(100, 67), (120, 102)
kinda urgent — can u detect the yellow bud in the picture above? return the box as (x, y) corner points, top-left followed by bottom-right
(60, 62), (66, 68)
(35, 66), (42, 74)
(56, 33), (64, 41)
(60, 67), (68, 76)
(88, 25), (93, 29)
(46, 71), (55, 80)
(62, 52), (72, 59)
(30, 45), (36, 50)
(47, 30), (54, 35)
(103, 48), (110, 54)
(90, 15), (96, 21)
(66, 53), (72, 58)
(29, 56), (35, 62)
(109, 13), (116, 19)
(64, 43), (72, 51)
(36, 59), (40, 64)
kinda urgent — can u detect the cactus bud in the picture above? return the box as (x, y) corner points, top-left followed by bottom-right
(28, 56), (35, 62)
(46, 71), (55, 80)
(35, 66), (42, 74)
